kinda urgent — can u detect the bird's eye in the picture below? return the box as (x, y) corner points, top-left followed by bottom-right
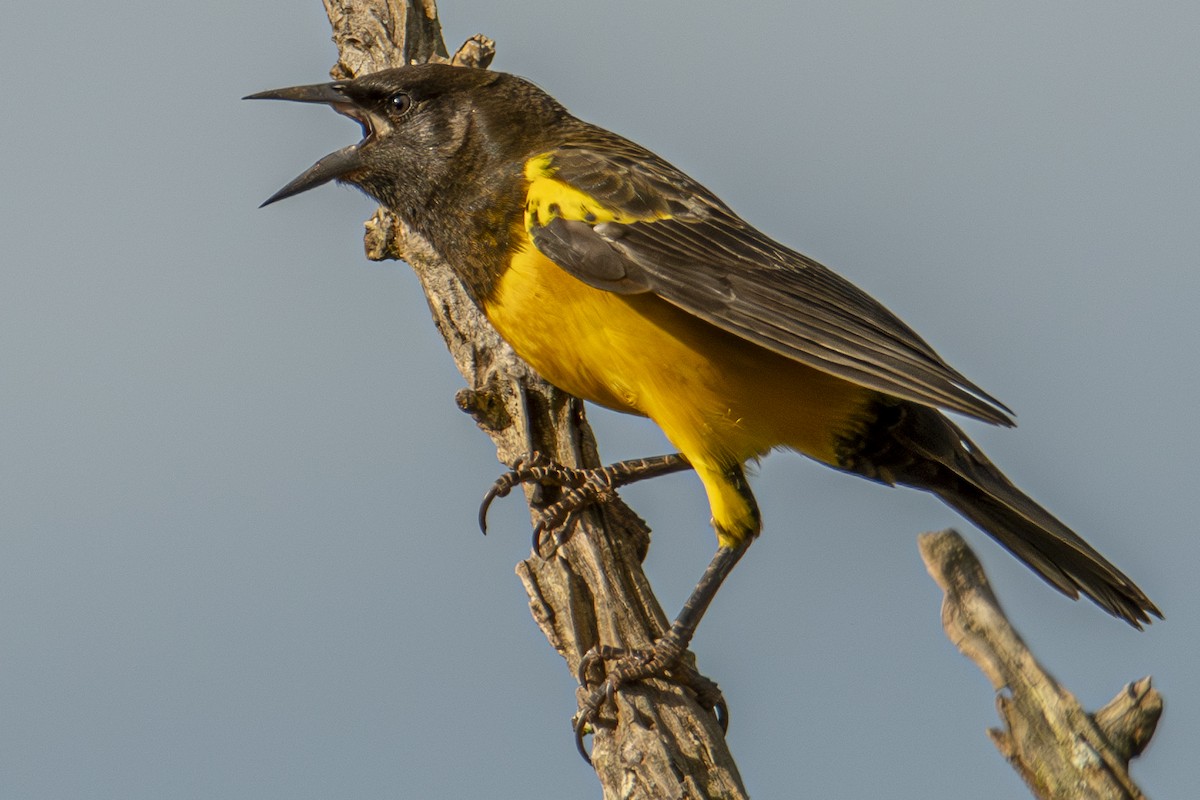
(389, 92), (413, 115)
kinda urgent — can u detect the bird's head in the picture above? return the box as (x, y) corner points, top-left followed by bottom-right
(246, 64), (567, 216)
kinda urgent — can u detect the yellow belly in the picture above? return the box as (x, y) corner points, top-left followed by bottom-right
(483, 243), (876, 540)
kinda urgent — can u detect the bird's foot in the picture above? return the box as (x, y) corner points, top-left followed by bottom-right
(479, 451), (691, 555)
(572, 632), (728, 764)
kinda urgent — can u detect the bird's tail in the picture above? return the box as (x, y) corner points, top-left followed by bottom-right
(845, 401), (1161, 627)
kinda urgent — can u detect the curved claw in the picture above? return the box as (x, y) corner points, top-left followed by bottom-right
(478, 480), (509, 534)
(574, 713), (594, 765)
(532, 513), (582, 557)
(479, 453), (552, 535)
(531, 515), (558, 555)
(575, 648), (599, 687)
(531, 517), (561, 556)
(713, 697), (729, 733)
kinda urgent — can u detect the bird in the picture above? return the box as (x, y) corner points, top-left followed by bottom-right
(247, 63), (1160, 755)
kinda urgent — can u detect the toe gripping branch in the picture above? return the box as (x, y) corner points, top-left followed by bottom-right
(477, 450), (740, 765)
(478, 451), (691, 555)
(571, 541), (747, 763)
(572, 634), (729, 764)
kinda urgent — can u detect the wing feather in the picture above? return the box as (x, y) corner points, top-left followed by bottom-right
(526, 132), (1014, 426)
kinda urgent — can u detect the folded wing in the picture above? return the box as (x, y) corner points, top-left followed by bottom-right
(526, 135), (1013, 426)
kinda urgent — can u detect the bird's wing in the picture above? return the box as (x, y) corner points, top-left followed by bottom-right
(524, 135), (1013, 426)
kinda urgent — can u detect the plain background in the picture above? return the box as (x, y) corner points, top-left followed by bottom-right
(3, 2), (1196, 797)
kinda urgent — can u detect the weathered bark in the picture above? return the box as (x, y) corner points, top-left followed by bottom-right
(318, 1), (747, 796)
(919, 530), (1161, 800)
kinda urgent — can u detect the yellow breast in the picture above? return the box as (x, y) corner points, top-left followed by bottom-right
(483, 241), (875, 471)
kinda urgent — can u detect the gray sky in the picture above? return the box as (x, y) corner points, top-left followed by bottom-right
(3, 2), (1196, 797)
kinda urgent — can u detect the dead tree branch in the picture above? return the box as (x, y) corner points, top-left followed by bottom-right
(919, 530), (1161, 800)
(316, 1), (747, 796)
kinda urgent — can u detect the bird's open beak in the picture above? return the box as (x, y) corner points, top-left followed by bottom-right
(245, 81), (370, 207)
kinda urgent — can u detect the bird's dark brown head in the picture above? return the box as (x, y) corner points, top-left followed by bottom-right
(246, 64), (569, 222)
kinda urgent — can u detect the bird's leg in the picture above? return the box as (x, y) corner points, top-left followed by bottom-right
(481, 452), (751, 762)
(573, 539), (750, 763)
(478, 451), (692, 554)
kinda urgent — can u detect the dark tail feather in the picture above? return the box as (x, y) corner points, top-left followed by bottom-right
(850, 402), (1162, 628)
(933, 478), (1160, 627)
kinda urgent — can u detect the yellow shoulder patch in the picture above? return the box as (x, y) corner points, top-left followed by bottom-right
(523, 154), (671, 230)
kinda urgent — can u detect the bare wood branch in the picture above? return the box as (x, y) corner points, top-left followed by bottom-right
(919, 530), (1161, 800)
(318, 1), (747, 795)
